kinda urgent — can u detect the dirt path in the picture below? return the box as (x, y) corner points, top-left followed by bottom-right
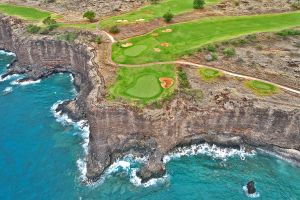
(119, 61), (300, 95)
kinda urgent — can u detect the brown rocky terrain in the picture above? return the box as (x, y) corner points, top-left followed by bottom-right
(0, 14), (300, 184)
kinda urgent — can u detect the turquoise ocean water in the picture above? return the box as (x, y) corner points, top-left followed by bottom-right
(0, 51), (300, 200)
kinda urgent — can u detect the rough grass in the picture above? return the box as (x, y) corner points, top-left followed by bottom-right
(109, 65), (176, 105)
(112, 11), (300, 64)
(0, 3), (51, 20)
(100, 0), (219, 28)
(245, 80), (278, 96)
(199, 68), (223, 82)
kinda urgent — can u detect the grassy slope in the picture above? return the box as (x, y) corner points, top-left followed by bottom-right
(109, 65), (175, 104)
(112, 11), (300, 64)
(0, 3), (51, 20)
(99, 0), (219, 28)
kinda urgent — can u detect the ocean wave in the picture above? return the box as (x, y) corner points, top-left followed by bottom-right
(10, 79), (41, 86)
(2, 87), (13, 94)
(243, 186), (260, 198)
(0, 50), (16, 56)
(163, 143), (256, 163)
(51, 100), (90, 182)
(0, 74), (22, 82)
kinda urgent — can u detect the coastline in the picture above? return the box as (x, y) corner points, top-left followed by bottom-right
(1, 14), (300, 184)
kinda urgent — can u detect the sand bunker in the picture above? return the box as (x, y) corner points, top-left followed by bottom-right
(152, 33), (159, 37)
(162, 29), (172, 33)
(121, 43), (133, 48)
(159, 77), (174, 89)
(154, 48), (161, 52)
(160, 42), (169, 47)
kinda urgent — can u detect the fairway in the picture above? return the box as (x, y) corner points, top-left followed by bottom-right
(0, 3), (51, 20)
(199, 68), (223, 82)
(100, 0), (219, 28)
(112, 12), (300, 64)
(245, 80), (278, 96)
(109, 65), (175, 104)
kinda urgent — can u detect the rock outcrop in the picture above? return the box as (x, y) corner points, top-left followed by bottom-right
(0, 15), (299, 183)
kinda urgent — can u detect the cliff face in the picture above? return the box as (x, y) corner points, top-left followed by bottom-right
(1, 15), (299, 183)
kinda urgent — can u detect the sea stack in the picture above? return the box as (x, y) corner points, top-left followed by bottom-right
(247, 181), (256, 194)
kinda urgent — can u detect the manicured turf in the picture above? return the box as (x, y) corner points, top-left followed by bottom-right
(109, 65), (175, 104)
(112, 11), (300, 64)
(199, 68), (223, 82)
(100, 0), (219, 28)
(0, 3), (51, 20)
(245, 80), (278, 96)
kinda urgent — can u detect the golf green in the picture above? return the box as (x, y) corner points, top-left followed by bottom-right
(112, 11), (300, 64)
(245, 80), (278, 96)
(199, 68), (222, 81)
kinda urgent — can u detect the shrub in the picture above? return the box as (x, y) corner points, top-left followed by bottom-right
(26, 25), (41, 34)
(83, 11), (96, 22)
(57, 32), (78, 42)
(109, 25), (120, 34)
(193, 0), (205, 9)
(163, 11), (174, 23)
(223, 48), (236, 57)
(207, 44), (216, 52)
(95, 36), (102, 44)
(277, 29), (300, 37)
(43, 16), (56, 25)
(211, 52), (218, 61)
(178, 67), (190, 89)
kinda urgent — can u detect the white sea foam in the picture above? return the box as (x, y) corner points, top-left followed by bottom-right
(10, 79), (41, 86)
(130, 169), (169, 187)
(2, 87), (13, 94)
(243, 186), (260, 198)
(0, 74), (21, 82)
(51, 100), (90, 182)
(163, 143), (256, 163)
(0, 50), (16, 56)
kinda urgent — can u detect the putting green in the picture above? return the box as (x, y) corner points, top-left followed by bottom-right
(109, 65), (175, 104)
(0, 3), (51, 20)
(199, 68), (223, 82)
(100, 0), (220, 28)
(112, 11), (300, 64)
(126, 74), (162, 98)
(245, 80), (278, 96)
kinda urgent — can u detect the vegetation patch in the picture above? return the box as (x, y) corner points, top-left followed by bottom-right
(199, 68), (223, 82)
(277, 29), (300, 37)
(112, 12), (300, 64)
(109, 65), (176, 105)
(245, 80), (279, 96)
(99, 0), (219, 28)
(0, 3), (51, 20)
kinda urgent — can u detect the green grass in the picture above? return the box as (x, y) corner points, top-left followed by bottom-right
(100, 0), (219, 28)
(245, 80), (278, 96)
(109, 65), (176, 105)
(112, 11), (300, 64)
(0, 3), (51, 20)
(199, 68), (223, 82)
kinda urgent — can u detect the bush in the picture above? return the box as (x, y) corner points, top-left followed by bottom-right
(178, 67), (190, 89)
(223, 48), (236, 57)
(207, 44), (216, 52)
(43, 16), (56, 25)
(109, 25), (120, 34)
(193, 0), (205, 9)
(163, 11), (174, 23)
(95, 36), (102, 44)
(277, 29), (300, 37)
(57, 32), (78, 42)
(83, 11), (96, 22)
(26, 25), (41, 34)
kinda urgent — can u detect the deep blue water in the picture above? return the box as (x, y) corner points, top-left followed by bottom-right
(0, 51), (300, 200)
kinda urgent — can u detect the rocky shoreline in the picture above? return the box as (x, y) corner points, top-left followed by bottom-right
(1, 15), (300, 183)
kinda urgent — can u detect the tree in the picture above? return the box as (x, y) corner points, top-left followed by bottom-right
(163, 11), (174, 23)
(193, 0), (205, 9)
(83, 11), (96, 22)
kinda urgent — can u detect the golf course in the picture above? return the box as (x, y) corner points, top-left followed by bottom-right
(112, 11), (300, 64)
(109, 65), (175, 104)
(245, 80), (279, 96)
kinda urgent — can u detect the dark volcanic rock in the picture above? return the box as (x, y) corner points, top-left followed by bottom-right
(1, 15), (300, 183)
(247, 181), (256, 194)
